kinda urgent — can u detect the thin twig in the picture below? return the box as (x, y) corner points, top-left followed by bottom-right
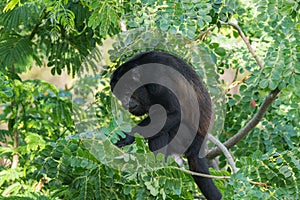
(198, 25), (217, 41)
(207, 134), (237, 173)
(168, 166), (231, 180)
(248, 179), (269, 188)
(29, 8), (48, 40)
(170, 166), (268, 187)
(220, 21), (263, 70)
(207, 87), (281, 159)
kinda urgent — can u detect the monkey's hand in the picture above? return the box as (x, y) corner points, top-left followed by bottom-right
(115, 133), (135, 148)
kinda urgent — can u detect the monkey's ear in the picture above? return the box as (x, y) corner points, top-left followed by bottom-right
(132, 68), (141, 82)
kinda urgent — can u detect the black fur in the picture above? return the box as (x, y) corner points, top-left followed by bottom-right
(110, 51), (222, 200)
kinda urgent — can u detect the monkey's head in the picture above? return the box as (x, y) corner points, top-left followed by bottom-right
(110, 65), (151, 116)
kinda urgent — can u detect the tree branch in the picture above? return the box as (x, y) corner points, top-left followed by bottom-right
(197, 25), (217, 41)
(220, 21), (263, 70)
(207, 134), (237, 173)
(168, 166), (231, 180)
(207, 87), (281, 159)
(29, 8), (48, 40)
(248, 180), (269, 188)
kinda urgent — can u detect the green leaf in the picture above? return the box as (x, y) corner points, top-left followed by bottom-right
(160, 22), (169, 31)
(173, 180), (182, 195)
(214, 47), (226, 56)
(282, 69), (293, 77)
(145, 181), (159, 196)
(0, 35), (33, 71)
(169, 26), (177, 34)
(259, 79), (269, 89)
(279, 166), (292, 178)
(202, 15), (212, 23)
(4, 0), (20, 12)
(197, 19), (204, 26)
(269, 79), (278, 90)
(228, 98), (236, 107)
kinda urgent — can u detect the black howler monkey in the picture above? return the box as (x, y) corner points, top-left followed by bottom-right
(110, 51), (222, 200)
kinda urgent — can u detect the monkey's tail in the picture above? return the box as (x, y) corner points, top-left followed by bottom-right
(187, 155), (222, 200)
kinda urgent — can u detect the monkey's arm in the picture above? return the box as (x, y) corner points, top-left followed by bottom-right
(115, 133), (135, 148)
(116, 111), (179, 148)
(115, 117), (151, 148)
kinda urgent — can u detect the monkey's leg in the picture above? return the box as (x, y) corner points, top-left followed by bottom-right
(185, 136), (222, 200)
(187, 155), (222, 200)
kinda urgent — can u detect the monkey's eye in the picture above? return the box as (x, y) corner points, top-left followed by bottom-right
(129, 98), (138, 110)
(121, 96), (130, 108)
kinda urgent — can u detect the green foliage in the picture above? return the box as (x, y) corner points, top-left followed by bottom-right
(35, 135), (206, 199)
(227, 149), (300, 199)
(212, 0), (300, 198)
(0, 0), (121, 75)
(122, 0), (230, 39)
(0, 70), (74, 195)
(0, 0), (299, 199)
(0, 72), (74, 139)
(88, 0), (122, 37)
(0, 34), (35, 72)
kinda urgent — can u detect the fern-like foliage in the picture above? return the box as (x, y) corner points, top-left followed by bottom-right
(226, 149), (300, 199)
(0, 3), (39, 30)
(0, 1), (122, 75)
(0, 33), (34, 72)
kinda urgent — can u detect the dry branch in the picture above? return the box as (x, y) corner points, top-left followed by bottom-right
(220, 21), (264, 70)
(207, 87), (281, 159)
(169, 166), (231, 180)
(207, 134), (237, 173)
(198, 25), (217, 41)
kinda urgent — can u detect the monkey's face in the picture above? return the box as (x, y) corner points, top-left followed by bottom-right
(111, 65), (151, 116)
(114, 86), (151, 116)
